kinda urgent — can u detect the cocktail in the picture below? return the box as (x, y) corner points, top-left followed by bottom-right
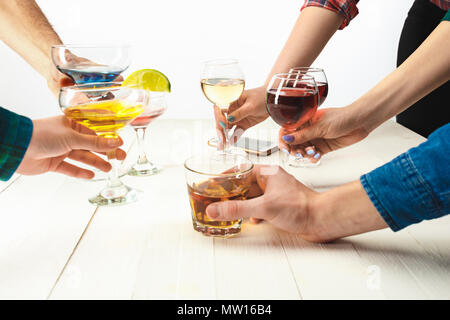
(59, 82), (147, 206)
(51, 44), (130, 84)
(200, 59), (245, 153)
(266, 73), (319, 167)
(184, 154), (253, 237)
(52, 44), (132, 181)
(128, 92), (168, 176)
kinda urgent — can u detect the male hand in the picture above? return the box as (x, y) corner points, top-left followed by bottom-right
(17, 116), (126, 179)
(205, 165), (320, 241)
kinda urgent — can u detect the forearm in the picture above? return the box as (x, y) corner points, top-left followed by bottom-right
(309, 180), (387, 242)
(350, 21), (450, 133)
(264, 6), (343, 86)
(0, 0), (62, 80)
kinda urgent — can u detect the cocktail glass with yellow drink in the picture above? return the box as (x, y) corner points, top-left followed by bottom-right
(59, 82), (147, 206)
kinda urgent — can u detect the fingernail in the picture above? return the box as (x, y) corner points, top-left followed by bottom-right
(314, 153), (321, 159)
(296, 152), (303, 158)
(227, 115), (235, 122)
(282, 148), (290, 155)
(207, 205), (219, 218)
(219, 121), (226, 129)
(282, 135), (294, 143)
(306, 149), (315, 156)
(107, 138), (121, 147)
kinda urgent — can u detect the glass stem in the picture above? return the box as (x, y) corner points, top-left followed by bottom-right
(106, 149), (123, 188)
(135, 127), (150, 165)
(220, 105), (230, 152)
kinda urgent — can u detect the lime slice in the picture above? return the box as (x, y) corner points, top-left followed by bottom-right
(123, 69), (171, 92)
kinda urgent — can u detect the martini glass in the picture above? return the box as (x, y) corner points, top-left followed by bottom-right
(52, 44), (131, 180)
(51, 44), (131, 84)
(59, 82), (147, 206)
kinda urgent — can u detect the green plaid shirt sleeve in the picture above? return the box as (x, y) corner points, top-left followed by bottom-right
(0, 107), (33, 181)
(443, 10), (450, 21)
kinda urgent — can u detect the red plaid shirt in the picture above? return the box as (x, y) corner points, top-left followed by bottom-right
(302, 0), (449, 29)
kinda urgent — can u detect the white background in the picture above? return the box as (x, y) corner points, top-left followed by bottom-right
(0, 0), (414, 120)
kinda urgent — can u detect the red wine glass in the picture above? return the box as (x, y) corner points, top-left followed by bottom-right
(266, 73), (319, 167)
(289, 67), (328, 107)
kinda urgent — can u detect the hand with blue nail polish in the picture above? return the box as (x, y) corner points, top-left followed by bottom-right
(213, 87), (269, 144)
(278, 107), (370, 158)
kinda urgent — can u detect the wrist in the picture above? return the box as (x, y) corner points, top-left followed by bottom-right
(346, 99), (381, 134)
(302, 190), (335, 242)
(308, 181), (388, 242)
(347, 67), (411, 133)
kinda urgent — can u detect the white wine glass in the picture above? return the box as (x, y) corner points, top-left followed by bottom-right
(200, 59), (245, 154)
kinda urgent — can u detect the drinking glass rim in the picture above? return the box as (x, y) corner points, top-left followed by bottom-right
(51, 44), (131, 49)
(60, 82), (143, 93)
(203, 58), (239, 66)
(184, 155), (254, 177)
(289, 67), (324, 73)
(271, 73), (315, 80)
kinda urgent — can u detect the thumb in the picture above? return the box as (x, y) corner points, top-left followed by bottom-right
(69, 132), (123, 152)
(206, 197), (266, 221)
(281, 123), (322, 145)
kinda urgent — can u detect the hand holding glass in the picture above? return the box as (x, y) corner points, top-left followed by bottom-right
(59, 82), (147, 206)
(51, 44), (131, 84)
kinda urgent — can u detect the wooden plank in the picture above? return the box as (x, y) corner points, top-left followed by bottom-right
(277, 230), (385, 300)
(214, 223), (301, 300)
(51, 165), (215, 299)
(0, 173), (97, 299)
(343, 230), (429, 299)
(347, 223), (450, 300)
(4, 119), (445, 300)
(131, 169), (216, 300)
(0, 175), (21, 194)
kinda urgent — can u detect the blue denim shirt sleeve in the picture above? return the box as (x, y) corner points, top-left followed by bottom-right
(360, 123), (450, 231)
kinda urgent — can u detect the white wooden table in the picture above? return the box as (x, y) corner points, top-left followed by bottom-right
(1, 119), (449, 300)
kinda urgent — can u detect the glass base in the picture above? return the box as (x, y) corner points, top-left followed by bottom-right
(128, 162), (162, 177)
(192, 220), (242, 238)
(88, 184), (142, 206)
(287, 155), (321, 168)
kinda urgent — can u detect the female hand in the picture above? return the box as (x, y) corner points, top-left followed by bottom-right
(214, 86), (269, 145)
(279, 107), (370, 162)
